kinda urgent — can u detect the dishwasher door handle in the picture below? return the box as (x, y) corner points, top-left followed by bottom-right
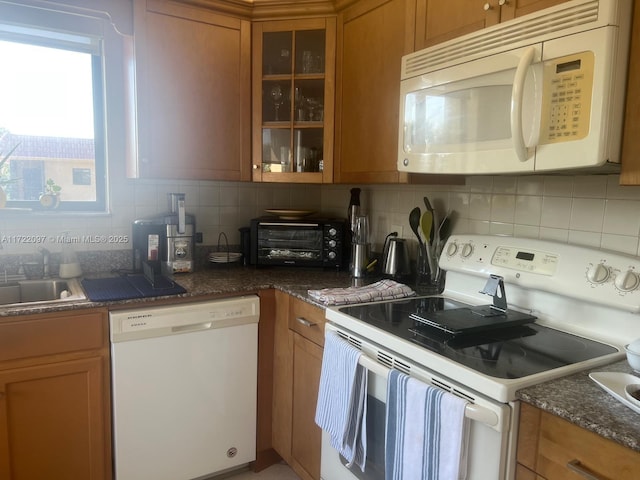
(172, 322), (213, 333)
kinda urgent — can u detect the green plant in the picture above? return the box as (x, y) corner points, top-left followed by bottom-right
(44, 178), (62, 195)
(0, 142), (20, 186)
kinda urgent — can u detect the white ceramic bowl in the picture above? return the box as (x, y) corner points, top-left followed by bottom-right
(625, 344), (640, 372)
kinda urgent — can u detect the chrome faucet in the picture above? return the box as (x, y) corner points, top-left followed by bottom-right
(38, 247), (50, 279)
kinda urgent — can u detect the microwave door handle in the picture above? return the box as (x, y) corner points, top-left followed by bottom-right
(511, 46), (536, 163)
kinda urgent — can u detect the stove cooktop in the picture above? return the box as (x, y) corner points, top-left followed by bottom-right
(336, 296), (617, 380)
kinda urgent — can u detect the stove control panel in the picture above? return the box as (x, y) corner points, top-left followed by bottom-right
(491, 246), (559, 276)
(440, 235), (640, 313)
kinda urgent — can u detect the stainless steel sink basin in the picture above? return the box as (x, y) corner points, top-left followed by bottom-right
(0, 278), (86, 306)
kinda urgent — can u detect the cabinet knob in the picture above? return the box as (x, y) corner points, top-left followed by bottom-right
(483, 2), (492, 10)
(499, 0), (507, 5)
(253, 164), (260, 170)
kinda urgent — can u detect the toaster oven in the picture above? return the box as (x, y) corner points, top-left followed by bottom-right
(249, 217), (346, 268)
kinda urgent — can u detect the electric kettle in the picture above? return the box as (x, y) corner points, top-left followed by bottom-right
(381, 233), (411, 279)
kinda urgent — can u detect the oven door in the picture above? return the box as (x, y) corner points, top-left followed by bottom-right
(321, 324), (515, 480)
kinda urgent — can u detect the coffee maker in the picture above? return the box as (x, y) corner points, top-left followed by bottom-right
(132, 193), (196, 274)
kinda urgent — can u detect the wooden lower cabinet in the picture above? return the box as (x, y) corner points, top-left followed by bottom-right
(0, 309), (111, 480)
(291, 332), (324, 480)
(271, 292), (325, 480)
(516, 402), (640, 480)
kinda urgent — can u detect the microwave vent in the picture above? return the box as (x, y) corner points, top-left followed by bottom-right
(403, 0), (604, 78)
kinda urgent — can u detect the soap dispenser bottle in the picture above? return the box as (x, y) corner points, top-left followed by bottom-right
(58, 237), (82, 278)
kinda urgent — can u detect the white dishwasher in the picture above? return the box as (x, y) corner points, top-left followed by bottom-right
(110, 295), (260, 480)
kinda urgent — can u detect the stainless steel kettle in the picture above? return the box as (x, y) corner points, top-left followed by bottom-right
(381, 233), (411, 278)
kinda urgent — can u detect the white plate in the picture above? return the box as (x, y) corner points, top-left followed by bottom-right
(209, 252), (242, 263)
(589, 371), (640, 414)
(264, 209), (316, 220)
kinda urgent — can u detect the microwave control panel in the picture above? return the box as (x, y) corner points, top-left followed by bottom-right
(539, 51), (594, 144)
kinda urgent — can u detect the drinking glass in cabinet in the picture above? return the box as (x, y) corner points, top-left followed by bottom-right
(262, 129), (291, 172)
(263, 82), (290, 122)
(295, 30), (325, 75)
(270, 84), (284, 121)
(294, 129), (323, 172)
(263, 31), (292, 75)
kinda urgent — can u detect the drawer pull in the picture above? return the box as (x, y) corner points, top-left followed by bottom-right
(567, 459), (604, 480)
(296, 317), (317, 328)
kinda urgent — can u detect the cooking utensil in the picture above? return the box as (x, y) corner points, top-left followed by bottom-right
(420, 211), (433, 246)
(409, 207), (423, 249)
(423, 196), (437, 244)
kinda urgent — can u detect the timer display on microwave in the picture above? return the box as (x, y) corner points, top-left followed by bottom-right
(540, 52), (594, 145)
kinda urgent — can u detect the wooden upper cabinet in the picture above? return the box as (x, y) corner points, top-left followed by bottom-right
(619, 0), (640, 185)
(416, 0), (570, 49)
(129, 0), (251, 181)
(251, 18), (336, 184)
(334, 0), (416, 184)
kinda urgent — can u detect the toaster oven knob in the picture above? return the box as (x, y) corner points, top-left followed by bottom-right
(328, 251), (336, 260)
(587, 263), (609, 284)
(328, 239), (337, 248)
(615, 270), (639, 292)
(328, 227), (337, 237)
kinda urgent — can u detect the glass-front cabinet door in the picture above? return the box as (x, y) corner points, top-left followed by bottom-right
(252, 18), (335, 183)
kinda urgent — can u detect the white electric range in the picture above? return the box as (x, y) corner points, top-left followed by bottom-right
(322, 234), (640, 480)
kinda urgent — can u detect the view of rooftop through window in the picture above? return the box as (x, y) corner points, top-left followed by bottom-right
(0, 38), (103, 208)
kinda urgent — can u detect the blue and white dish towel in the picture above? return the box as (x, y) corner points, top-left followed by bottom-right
(315, 331), (368, 471)
(386, 370), (470, 480)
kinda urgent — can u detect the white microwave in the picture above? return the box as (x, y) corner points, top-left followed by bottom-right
(398, 0), (633, 175)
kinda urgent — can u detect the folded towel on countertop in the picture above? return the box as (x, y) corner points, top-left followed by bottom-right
(315, 331), (368, 471)
(308, 279), (415, 306)
(386, 369), (470, 480)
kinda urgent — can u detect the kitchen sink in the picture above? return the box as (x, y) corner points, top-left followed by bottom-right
(0, 278), (86, 306)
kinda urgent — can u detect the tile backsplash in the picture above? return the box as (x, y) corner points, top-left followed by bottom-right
(2, 174), (640, 263)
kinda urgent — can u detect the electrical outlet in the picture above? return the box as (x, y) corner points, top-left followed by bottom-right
(391, 224), (403, 238)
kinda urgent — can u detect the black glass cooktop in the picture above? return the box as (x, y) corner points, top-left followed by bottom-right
(337, 296), (617, 379)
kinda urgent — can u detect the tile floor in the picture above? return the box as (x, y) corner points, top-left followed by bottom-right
(216, 462), (301, 480)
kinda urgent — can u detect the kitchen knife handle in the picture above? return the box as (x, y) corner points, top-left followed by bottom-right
(566, 459), (604, 480)
(296, 317), (317, 328)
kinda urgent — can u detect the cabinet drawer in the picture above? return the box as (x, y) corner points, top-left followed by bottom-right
(0, 310), (107, 364)
(289, 297), (325, 347)
(536, 409), (639, 480)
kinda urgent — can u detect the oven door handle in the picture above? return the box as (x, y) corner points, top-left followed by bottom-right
(358, 353), (500, 429)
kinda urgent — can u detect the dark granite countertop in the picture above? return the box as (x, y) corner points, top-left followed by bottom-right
(517, 360), (640, 453)
(0, 265), (358, 317)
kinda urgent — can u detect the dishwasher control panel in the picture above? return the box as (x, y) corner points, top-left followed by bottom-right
(109, 295), (259, 342)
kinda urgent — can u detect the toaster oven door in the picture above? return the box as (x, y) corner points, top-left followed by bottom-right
(255, 223), (324, 266)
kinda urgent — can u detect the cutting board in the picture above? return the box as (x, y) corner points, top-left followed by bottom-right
(81, 275), (186, 302)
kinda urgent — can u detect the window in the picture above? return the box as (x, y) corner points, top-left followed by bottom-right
(0, 1), (110, 212)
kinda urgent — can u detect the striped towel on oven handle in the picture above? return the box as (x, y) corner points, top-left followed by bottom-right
(386, 369), (470, 480)
(315, 331), (368, 471)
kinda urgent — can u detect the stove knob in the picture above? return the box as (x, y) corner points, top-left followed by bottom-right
(461, 243), (474, 258)
(446, 243), (458, 256)
(615, 270), (639, 292)
(587, 263), (610, 284)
